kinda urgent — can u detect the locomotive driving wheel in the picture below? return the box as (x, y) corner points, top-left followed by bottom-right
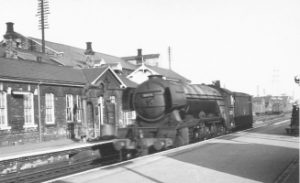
(217, 124), (226, 135)
(191, 123), (208, 142)
(210, 123), (218, 137)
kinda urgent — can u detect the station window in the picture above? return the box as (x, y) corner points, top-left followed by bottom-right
(45, 93), (55, 124)
(110, 96), (116, 104)
(123, 111), (136, 126)
(0, 91), (10, 130)
(66, 94), (73, 122)
(98, 96), (104, 125)
(24, 93), (36, 128)
(76, 95), (82, 122)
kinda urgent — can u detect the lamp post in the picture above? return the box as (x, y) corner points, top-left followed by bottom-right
(294, 74), (300, 111)
(295, 75), (300, 86)
(292, 75), (299, 134)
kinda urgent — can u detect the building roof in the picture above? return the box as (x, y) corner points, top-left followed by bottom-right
(118, 74), (138, 88)
(15, 48), (64, 66)
(0, 57), (137, 88)
(0, 57), (86, 85)
(82, 67), (138, 88)
(81, 67), (109, 84)
(1, 25), (187, 85)
(146, 65), (191, 83)
(28, 37), (137, 70)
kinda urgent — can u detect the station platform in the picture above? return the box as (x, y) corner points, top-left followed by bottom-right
(0, 138), (114, 162)
(51, 119), (299, 183)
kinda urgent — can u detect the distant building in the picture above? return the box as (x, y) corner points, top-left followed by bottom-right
(252, 95), (293, 115)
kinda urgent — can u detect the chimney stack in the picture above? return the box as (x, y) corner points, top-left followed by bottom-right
(6, 22), (14, 33)
(3, 22), (17, 39)
(137, 48), (143, 64)
(137, 49), (142, 57)
(213, 80), (221, 88)
(84, 42), (94, 55)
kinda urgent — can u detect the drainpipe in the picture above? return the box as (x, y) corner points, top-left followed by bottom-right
(37, 82), (43, 142)
(82, 84), (90, 140)
(82, 97), (89, 140)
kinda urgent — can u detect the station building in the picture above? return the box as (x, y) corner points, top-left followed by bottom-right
(0, 22), (189, 147)
(0, 57), (139, 146)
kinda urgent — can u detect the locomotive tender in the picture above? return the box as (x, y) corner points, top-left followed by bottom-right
(116, 75), (253, 156)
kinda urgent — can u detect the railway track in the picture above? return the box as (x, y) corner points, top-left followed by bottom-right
(0, 152), (120, 183)
(253, 113), (288, 122)
(0, 114), (289, 183)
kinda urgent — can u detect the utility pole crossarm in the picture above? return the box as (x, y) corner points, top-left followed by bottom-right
(295, 75), (300, 86)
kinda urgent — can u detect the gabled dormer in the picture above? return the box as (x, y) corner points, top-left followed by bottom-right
(126, 62), (191, 84)
(127, 63), (160, 84)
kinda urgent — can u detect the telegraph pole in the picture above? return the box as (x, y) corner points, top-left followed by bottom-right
(168, 46), (172, 70)
(37, 0), (50, 53)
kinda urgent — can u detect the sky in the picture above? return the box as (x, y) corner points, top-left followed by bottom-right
(1, 0), (300, 99)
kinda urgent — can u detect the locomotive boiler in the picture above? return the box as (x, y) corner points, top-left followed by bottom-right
(116, 75), (253, 156)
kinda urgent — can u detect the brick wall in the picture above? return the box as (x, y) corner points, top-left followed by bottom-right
(40, 85), (82, 140)
(0, 82), (39, 146)
(0, 81), (86, 146)
(0, 69), (128, 146)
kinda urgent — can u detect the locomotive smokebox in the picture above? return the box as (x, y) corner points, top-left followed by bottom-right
(133, 76), (186, 123)
(134, 77), (168, 122)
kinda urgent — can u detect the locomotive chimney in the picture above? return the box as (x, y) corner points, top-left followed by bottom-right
(84, 42), (95, 55)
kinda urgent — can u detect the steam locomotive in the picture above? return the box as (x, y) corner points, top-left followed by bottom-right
(116, 75), (253, 157)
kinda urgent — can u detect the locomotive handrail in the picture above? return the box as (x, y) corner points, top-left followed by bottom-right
(185, 93), (222, 97)
(137, 90), (162, 95)
(186, 94), (224, 99)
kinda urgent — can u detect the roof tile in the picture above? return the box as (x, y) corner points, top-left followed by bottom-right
(0, 57), (86, 85)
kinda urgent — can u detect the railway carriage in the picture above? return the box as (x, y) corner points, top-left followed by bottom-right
(232, 92), (253, 129)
